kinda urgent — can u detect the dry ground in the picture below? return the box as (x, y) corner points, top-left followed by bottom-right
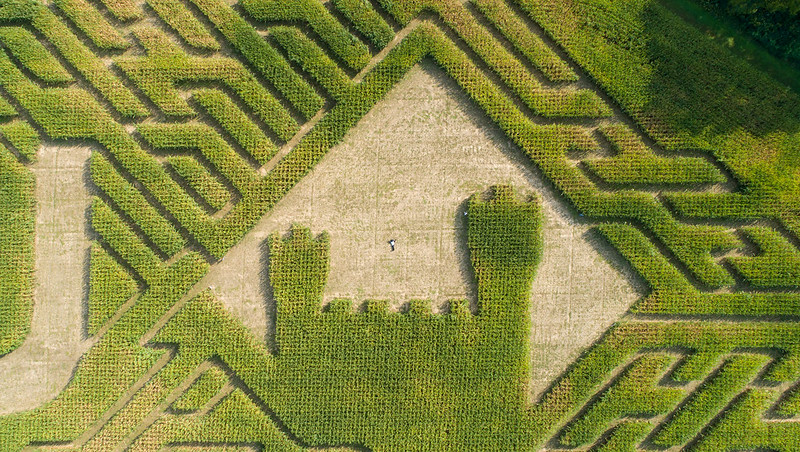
(0, 143), (92, 414)
(204, 61), (643, 398)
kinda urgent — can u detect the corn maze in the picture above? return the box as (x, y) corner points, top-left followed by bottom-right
(0, 0), (799, 449)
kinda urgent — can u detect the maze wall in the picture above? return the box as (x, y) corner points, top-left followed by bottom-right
(0, 0), (798, 449)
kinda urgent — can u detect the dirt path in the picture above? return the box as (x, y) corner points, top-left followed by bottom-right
(204, 61), (643, 396)
(0, 144), (92, 415)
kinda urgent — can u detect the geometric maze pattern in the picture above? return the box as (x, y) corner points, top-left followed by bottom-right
(0, 0), (798, 449)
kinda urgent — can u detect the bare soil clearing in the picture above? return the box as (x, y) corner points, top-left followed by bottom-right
(206, 61), (643, 396)
(0, 144), (92, 414)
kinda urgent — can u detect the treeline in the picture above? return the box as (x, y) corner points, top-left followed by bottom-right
(696, 0), (800, 65)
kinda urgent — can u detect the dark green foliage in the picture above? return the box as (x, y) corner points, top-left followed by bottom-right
(0, 96), (16, 117)
(435, 0), (610, 118)
(91, 197), (164, 283)
(467, 186), (542, 321)
(0, 144), (33, 356)
(271, 26), (353, 100)
(0, 120), (39, 162)
(471, 0), (577, 82)
(593, 421), (651, 451)
(528, 321), (800, 443)
(240, 0), (372, 71)
(119, 28), (298, 141)
(99, 0), (141, 21)
(776, 384), (800, 417)
(728, 0), (800, 14)
(696, 0), (800, 65)
(189, 0), (324, 119)
(87, 242), (139, 335)
(138, 122), (258, 196)
(0, 27), (72, 84)
(171, 366), (228, 411)
(515, 0), (800, 182)
(332, 0), (394, 48)
(31, 6), (148, 117)
(91, 152), (187, 257)
(728, 226), (800, 288)
(651, 354), (769, 447)
(585, 124), (724, 185)
(146, 0), (219, 50)
(558, 354), (683, 447)
(54, 0), (129, 50)
(193, 89), (276, 164)
(167, 155), (231, 211)
(263, 187), (542, 450)
(691, 389), (800, 451)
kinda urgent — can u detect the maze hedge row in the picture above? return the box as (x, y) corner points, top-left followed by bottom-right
(0, 143), (34, 356)
(87, 243), (139, 336)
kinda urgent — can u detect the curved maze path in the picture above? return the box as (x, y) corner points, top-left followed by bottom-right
(0, 0), (796, 449)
